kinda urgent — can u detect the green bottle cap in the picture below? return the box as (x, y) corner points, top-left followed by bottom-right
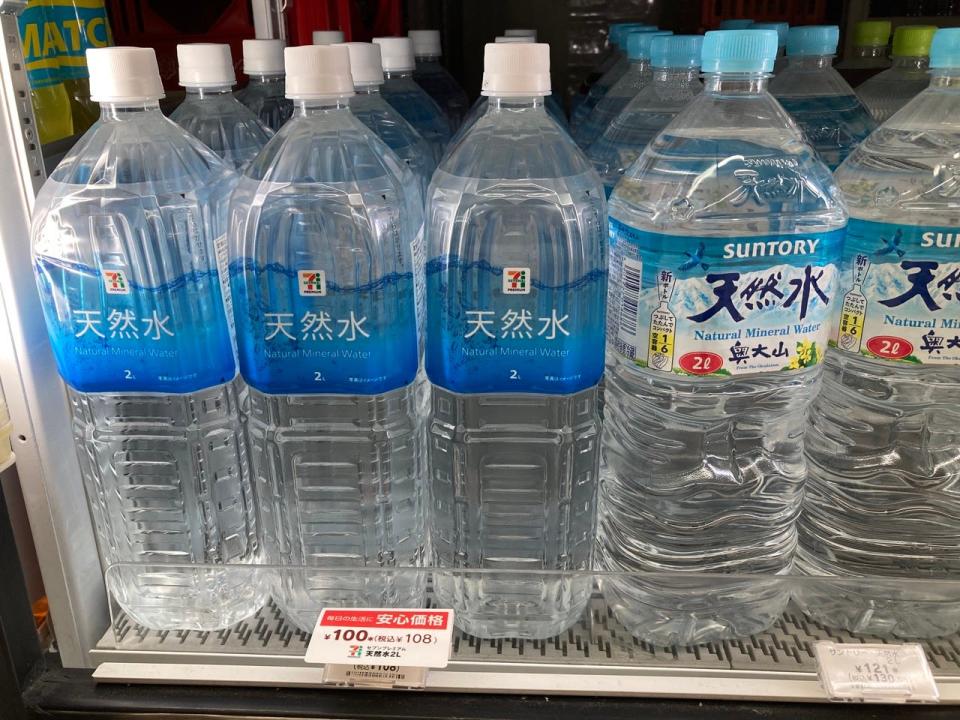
(853, 20), (891, 48)
(892, 25), (938, 57)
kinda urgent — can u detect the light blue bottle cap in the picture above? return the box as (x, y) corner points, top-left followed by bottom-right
(650, 34), (704, 68)
(701, 29), (778, 73)
(626, 30), (672, 61)
(786, 25), (839, 56)
(612, 23), (655, 50)
(719, 19), (754, 30)
(751, 22), (789, 48)
(930, 28), (960, 68)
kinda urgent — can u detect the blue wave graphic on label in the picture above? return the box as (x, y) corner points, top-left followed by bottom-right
(35, 257), (235, 393)
(230, 261), (419, 394)
(19, 0), (112, 87)
(425, 256), (607, 394)
(609, 219), (845, 376)
(834, 219), (960, 365)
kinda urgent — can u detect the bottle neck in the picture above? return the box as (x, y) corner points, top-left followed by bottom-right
(292, 96), (354, 115)
(184, 85), (234, 98)
(248, 72), (284, 85)
(485, 96), (546, 111)
(853, 45), (887, 60)
(415, 54), (441, 63)
(702, 72), (770, 95)
(929, 70), (960, 90)
(99, 100), (163, 121)
(626, 57), (650, 72)
(892, 54), (929, 71)
(353, 83), (383, 95)
(786, 54), (834, 70)
(383, 68), (414, 80)
(652, 67), (700, 84)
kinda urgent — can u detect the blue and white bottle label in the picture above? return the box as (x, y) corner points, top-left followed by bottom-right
(609, 218), (845, 376)
(231, 262), (419, 395)
(425, 257), (607, 394)
(833, 219), (960, 365)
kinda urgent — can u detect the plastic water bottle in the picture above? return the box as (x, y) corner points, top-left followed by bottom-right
(836, 20), (892, 74)
(798, 28), (960, 639)
(504, 28), (537, 39)
(571, 25), (655, 133)
(170, 44), (272, 171)
(343, 42), (436, 201)
(235, 39), (294, 132)
(409, 30), (470, 130)
(770, 26), (876, 171)
(454, 37), (566, 146)
(31, 47), (264, 630)
(373, 37), (452, 163)
(313, 30), (345, 45)
(426, 42), (606, 639)
(751, 22), (789, 74)
(587, 34), (703, 196)
(228, 45), (426, 632)
(574, 30), (672, 149)
(857, 25), (937, 123)
(600, 30), (846, 645)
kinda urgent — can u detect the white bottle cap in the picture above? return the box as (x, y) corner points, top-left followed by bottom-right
(87, 46), (164, 103)
(313, 30), (345, 45)
(504, 29), (537, 39)
(372, 37), (415, 71)
(408, 29), (441, 56)
(481, 42), (550, 97)
(177, 43), (236, 87)
(341, 42), (384, 85)
(494, 35), (528, 43)
(285, 44), (355, 99)
(243, 38), (285, 75)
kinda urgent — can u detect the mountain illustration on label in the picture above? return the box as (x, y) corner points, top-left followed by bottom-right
(647, 269), (677, 372)
(838, 254), (870, 353)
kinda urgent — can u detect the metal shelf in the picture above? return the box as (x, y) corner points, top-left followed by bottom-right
(91, 590), (960, 702)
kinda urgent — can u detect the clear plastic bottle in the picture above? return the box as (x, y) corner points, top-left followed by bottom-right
(409, 30), (470, 131)
(228, 45), (426, 632)
(571, 25), (656, 133)
(373, 37), (452, 164)
(235, 39), (294, 132)
(857, 25), (937, 124)
(574, 30), (671, 149)
(798, 28), (960, 639)
(770, 26), (876, 171)
(601, 29), (846, 645)
(588, 34), (703, 196)
(30, 47), (264, 630)
(426, 42), (606, 639)
(751, 22), (788, 74)
(171, 44), (272, 172)
(343, 42), (436, 201)
(837, 20), (891, 71)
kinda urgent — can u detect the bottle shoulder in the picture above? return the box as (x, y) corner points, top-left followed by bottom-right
(770, 65), (857, 98)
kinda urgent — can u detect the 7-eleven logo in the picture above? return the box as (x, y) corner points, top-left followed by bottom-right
(102, 269), (130, 295)
(503, 267), (530, 295)
(298, 270), (326, 296)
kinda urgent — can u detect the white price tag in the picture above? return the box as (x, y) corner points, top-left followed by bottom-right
(814, 642), (939, 703)
(322, 663), (428, 688)
(305, 608), (454, 669)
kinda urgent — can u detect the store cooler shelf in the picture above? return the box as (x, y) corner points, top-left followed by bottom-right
(90, 583), (960, 701)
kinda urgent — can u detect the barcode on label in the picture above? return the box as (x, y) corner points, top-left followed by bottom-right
(616, 256), (642, 359)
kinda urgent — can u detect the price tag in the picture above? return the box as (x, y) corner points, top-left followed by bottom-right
(814, 642), (939, 703)
(305, 608), (454, 669)
(322, 663), (428, 688)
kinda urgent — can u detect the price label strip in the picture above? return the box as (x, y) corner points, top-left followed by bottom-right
(814, 641), (940, 703)
(305, 608), (455, 689)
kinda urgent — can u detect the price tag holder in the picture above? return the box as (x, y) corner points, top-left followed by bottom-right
(814, 641), (939, 703)
(305, 608), (454, 689)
